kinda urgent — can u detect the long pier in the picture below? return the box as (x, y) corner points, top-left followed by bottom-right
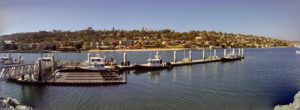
(119, 48), (244, 70)
(1, 48), (244, 86)
(8, 71), (127, 86)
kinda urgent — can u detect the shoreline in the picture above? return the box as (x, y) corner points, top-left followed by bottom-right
(0, 46), (293, 53)
(87, 48), (190, 52)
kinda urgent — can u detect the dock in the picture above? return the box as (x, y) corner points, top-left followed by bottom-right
(8, 71), (127, 86)
(171, 58), (221, 66)
(1, 48), (244, 86)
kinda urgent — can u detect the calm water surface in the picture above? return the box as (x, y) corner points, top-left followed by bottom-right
(0, 48), (300, 110)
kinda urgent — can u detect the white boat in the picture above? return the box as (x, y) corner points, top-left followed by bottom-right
(0, 53), (23, 65)
(221, 49), (242, 61)
(134, 51), (172, 70)
(82, 53), (110, 71)
(296, 45), (300, 54)
(38, 56), (53, 62)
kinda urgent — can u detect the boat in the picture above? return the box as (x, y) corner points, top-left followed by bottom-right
(0, 53), (23, 65)
(221, 49), (242, 61)
(296, 46), (300, 54)
(81, 53), (118, 71)
(134, 51), (172, 70)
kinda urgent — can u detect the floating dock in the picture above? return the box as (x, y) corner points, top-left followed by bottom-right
(2, 48), (245, 86)
(171, 58), (221, 66)
(8, 71), (127, 86)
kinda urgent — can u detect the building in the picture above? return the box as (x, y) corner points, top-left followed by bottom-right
(119, 40), (134, 47)
(0, 40), (18, 50)
(18, 44), (30, 50)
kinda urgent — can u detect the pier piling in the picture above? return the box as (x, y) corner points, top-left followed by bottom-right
(214, 49), (216, 57)
(18, 54), (22, 63)
(173, 51), (177, 63)
(51, 54), (56, 72)
(242, 48), (244, 57)
(202, 50), (205, 60)
(123, 52), (127, 63)
(38, 59), (42, 81)
(87, 53), (91, 65)
(189, 50), (192, 61)
(224, 49), (227, 57)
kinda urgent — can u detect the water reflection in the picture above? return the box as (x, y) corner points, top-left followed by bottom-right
(20, 85), (46, 108)
(172, 67), (177, 82)
(147, 71), (161, 83)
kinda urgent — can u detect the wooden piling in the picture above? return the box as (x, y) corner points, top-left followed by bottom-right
(202, 50), (205, 60)
(224, 49), (227, 57)
(123, 52), (127, 63)
(173, 51), (177, 63)
(189, 50), (192, 61)
(38, 59), (42, 81)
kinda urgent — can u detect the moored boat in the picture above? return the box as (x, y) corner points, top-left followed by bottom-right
(0, 53), (24, 65)
(80, 53), (118, 71)
(134, 51), (172, 70)
(221, 48), (243, 61)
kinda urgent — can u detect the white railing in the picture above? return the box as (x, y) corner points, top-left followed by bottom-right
(0, 60), (55, 80)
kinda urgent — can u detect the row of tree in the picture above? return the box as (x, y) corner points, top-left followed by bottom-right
(0, 27), (293, 48)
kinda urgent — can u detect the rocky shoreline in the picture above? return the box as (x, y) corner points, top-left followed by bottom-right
(0, 97), (32, 110)
(274, 91), (300, 110)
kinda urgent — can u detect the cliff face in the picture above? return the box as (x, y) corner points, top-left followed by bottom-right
(274, 91), (300, 110)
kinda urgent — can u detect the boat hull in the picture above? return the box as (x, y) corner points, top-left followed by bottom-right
(221, 57), (242, 62)
(133, 65), (172, 70)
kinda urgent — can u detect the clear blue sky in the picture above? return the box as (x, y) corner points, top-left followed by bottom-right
(1, 0), (299, 40)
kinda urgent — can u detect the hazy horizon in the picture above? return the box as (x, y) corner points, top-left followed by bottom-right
(1, 0), (300, 41)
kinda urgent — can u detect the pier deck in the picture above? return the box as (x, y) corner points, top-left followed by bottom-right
(171, 58), (221, 66)
(9, 72), (126, 86)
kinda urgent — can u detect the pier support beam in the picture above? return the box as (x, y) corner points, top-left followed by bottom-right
(123, 52), (127, 63)
(214, 49), (216, 57)
(224, 49), (227, 57)
(202, 50), (205, 60)
(18, 54), (22, 63)
(87, 53), (91, 65)
(238, 48), (241, 56)
(51, 54), (56, 72)
(38, 59), (43, 81)
(189, 50), (192, 61)
(242, 48), (244, 57)
(233, 49), (235, 54)
(8, 53), (12, 62)
(173, 51), (177, 63)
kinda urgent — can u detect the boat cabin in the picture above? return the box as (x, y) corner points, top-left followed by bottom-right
(146, 52), (163, 66)
(89, 57), (106, 66)
(38, 57), (52, 62)
(226, 53), (237, 58)
(0, 57), (11, 63)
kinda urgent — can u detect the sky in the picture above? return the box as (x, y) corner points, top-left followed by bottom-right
(0, 0), (300, 41)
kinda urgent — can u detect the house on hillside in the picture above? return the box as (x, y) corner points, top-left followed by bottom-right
(0, 40), (18, 50)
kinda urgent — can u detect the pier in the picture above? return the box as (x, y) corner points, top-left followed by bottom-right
(1, 48), (244, 86)
(9, 71), (127, 86)
(119, 48), (244, 70)
(2, 54), (127, 86)
(170, 49), (223, 66)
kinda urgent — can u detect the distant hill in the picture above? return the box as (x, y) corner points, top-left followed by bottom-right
(0, 28), (295, 49)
